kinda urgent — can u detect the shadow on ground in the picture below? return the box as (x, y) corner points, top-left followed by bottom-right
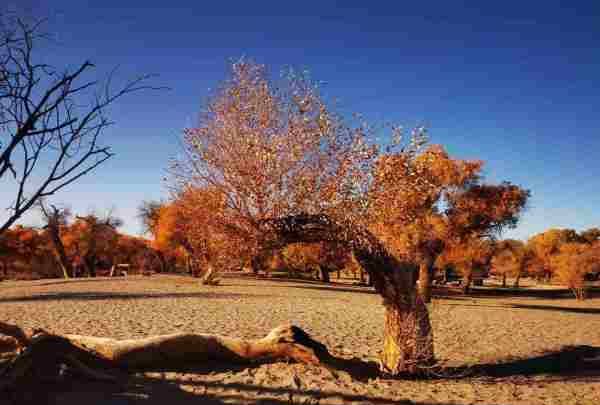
(325, 345), (600, 383)
(6, 345), (597, 405)
(35, 379), (454, 405)
(0, 291), (269, 303)
(470, 345), (600, 382)
(434, 285), (600, 300)
(437, 301), (600, 315)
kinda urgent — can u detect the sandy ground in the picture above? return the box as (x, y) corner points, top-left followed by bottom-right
(1, 275), (599, 405)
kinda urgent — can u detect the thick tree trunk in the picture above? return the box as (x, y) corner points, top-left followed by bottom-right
(501, 273), (507, 287)
(380, 294), (434, 375)
(319, 266), (330, 283)
(257, 213), (436, 375)
(418, 262), (431, 303)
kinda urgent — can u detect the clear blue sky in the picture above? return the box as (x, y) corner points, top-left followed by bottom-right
(3, 1), (599, 240)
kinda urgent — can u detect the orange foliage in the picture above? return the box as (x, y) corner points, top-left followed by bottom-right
(168, 60), (529, 289)
(1, 211), (158, 279)
(490, 239), (528, 286)
(551, 242), (595, 299)
(281, 242), (349, 279)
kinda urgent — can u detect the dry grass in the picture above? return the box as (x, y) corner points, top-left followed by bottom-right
(1, 275), (599, 405)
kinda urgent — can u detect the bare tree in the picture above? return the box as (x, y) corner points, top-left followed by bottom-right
(0, 16), (157, 234)
(38, 200), (72, 279)
(137, 200), (163, 236)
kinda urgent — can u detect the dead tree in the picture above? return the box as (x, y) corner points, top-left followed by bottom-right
(38, 202), (73, 278)
(0, 18), (157, 234)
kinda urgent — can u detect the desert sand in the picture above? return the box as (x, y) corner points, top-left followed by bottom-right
(1, 275), (599, 405)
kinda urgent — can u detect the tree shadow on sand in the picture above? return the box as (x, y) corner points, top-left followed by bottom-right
(8, 345), (598, 405)
(437, 301), (600, 315)
(433, 285), (600, 300)
(469, 345), (600, 382)
(0, 291), (270, 303)
(324, 344), (600, 383)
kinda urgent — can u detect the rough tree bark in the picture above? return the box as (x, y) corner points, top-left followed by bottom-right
(259, 214), (435, 375)
(0, 322), (331, 395)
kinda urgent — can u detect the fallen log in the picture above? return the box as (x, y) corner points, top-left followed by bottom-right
(62, 323), (330, 368)
(0, 322), (332, 395)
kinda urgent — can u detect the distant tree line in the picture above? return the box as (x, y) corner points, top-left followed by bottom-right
(0, 203), (162, 280)
(491, 228), (600, 299)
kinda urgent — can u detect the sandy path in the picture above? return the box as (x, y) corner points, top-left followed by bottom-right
(1, 275), (599, 404)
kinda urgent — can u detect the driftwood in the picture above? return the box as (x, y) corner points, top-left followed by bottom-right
(0, 321), (331, 396)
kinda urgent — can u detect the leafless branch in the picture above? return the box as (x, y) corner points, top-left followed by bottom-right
(0, 17), (163, 234)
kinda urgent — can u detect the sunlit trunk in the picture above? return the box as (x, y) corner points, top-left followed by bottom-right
(418, 262), (431, 303)
(380, 294), (434, 375)
(58, 262), (71, 279)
